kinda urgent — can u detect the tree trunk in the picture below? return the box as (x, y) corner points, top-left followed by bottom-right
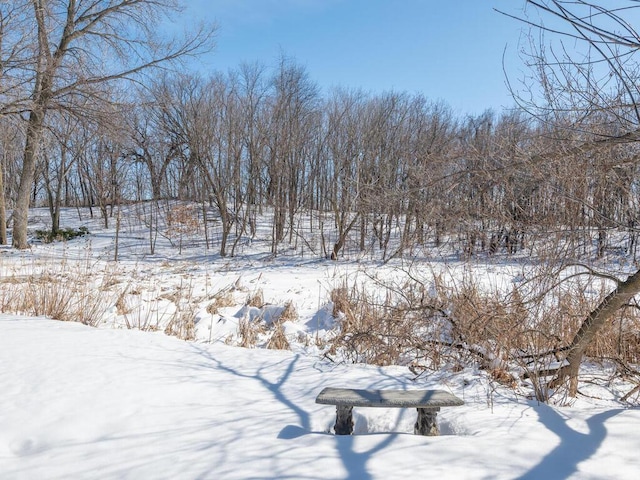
(13, 109), (45, 249)
(0, 158), (6, 245)
(12, 0), (52, 249)
(331, 213), (360, 260)
(550, 268), (640, 395)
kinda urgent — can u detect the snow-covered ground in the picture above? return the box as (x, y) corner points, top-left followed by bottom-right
(2, 316), (639, 479)
(1, 206), (640, 479)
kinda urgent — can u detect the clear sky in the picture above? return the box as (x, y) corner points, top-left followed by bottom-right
(180, 0), (527, 116)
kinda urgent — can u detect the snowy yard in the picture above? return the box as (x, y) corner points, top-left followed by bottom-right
(4, 0), (640, 477)
(1, 207), (639, 479)
(1, 317), (639, 479)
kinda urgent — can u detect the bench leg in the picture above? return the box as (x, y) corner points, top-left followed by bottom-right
(415, 407), (440, 436)
(334, 405), (354, 435)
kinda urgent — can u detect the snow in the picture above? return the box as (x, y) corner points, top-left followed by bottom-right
(1, 316), (639, 479)
(1, 206), (640, 478)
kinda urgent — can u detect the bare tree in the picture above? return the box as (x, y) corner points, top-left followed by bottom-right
(0, 156), (5, 244)
(395, 100), (452, 251)
(6, 0), (215, 249)
(41, 112), (88, 233)
(127, 96), (180, 203)
(236, 62), (269, 239)
(82, 130), (126, 229)
(265, 56), (320, 254)
(503, 0), (640, 395)
(322, 88), (366, 259)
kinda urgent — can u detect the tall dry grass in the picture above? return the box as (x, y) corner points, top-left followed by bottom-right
(0, 255), (121, 326)
(0, 254), (201, 340)
(327, 268), (640, 400)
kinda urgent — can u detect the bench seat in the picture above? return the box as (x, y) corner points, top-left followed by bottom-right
(316, 387), (464, 436)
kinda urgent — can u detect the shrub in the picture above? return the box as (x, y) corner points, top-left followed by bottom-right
(35, 226), (89, 243)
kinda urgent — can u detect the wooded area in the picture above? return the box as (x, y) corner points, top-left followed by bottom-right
(3, 53), (640, 263)
(4, 1), (640, 399)
(1, 2), (638, 263)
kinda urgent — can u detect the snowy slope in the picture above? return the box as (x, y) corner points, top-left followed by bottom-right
(1, 315), (639, 479)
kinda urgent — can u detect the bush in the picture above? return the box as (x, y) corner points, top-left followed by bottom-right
(35, 226), (90, 243)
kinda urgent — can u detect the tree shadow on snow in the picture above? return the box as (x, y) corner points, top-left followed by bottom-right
(333, 432), (398, 480)
(188, 344), (404, 480)
(188, 344), (313, 432)
(517, 403), (623, 480)
(276, 426), (401, 480)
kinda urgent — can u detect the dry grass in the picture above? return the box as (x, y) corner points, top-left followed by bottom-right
(5, 236), (639, 402)
(246, 289), (264, 308)
(238, 318), (265, 348)
(278, 301), (298, 322)
(263, 301), (298, 350)
(162, 281), (199, 341)
(327, 269), (640, 401)
(330, 287), (350, 317)
(207, 289), (236, 314)
(266, 321), (290, 350)
(115, 290), (132, 315)
(0, 255), (202, 341)
(328, 281), (434, 366)
(0, 273), (116, 327)
(164, 309), (196, 340)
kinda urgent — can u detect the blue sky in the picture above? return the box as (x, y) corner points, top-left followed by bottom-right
(180, 0), (526, 115)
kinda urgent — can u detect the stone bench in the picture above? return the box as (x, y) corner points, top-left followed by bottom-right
(316, 387), (464, 436)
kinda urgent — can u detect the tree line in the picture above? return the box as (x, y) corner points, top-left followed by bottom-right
(3, 54), (640, 261)
(3, 2), (640, 265)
